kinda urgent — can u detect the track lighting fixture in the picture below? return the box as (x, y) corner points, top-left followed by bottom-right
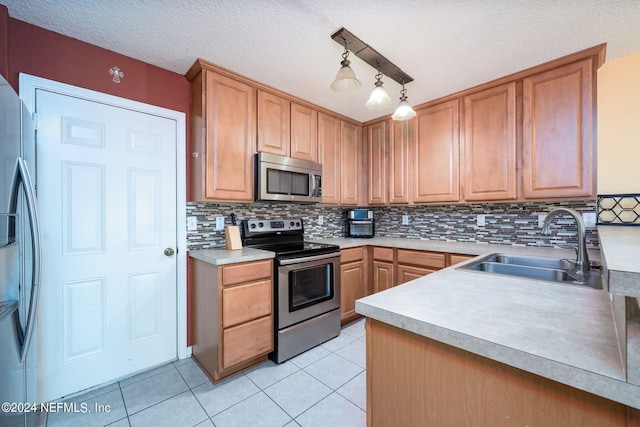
(330, 27), (415, 115)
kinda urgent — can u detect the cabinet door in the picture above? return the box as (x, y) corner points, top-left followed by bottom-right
(389, 119), (412, 204)
(340, 260), (366, 323)
(413, 99), (460, 203)
(291, 103), (318, 161)
(522, 59), (595, 199)
(257, 90), (290, 156)
(341, 121), (362, 205)
(373, 261), (394, 293)
(397, 264), (437, 285)
(367, 121), (388, 205)
(318, 112), (341, 204)
(203, 71), (256, 201)
(462, 83), (517, 201)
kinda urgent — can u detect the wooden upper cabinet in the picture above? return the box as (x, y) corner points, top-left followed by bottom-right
(367, 121), (388, 205)
(257, 90), (290, 156)
(413, 99), (460, 203)
(522, 58), (595, 199)
(389, 119), (412, 204)
(462, 82), (517, 201)
(318, 112), (341, 204)
(258, 93), (318, 161)
(189, 68), (256, 202)
(290, 102), (318, 161)
(340, 121), (362, 205)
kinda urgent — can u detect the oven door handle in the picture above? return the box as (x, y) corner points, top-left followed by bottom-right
(278, 252), (340, 266)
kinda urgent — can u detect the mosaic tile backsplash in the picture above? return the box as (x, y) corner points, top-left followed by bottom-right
(186, 200), (599, 251)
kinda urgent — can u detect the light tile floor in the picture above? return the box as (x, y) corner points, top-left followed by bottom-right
(43, 318), (367, 427)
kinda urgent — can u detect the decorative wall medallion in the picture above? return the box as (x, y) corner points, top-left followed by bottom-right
(109, 66), (124, 83)
(598, 194), (640, 226)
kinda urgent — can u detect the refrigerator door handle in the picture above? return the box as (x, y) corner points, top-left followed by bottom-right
(9, 157), (42, 362)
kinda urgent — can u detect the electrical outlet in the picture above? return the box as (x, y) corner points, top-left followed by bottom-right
(187, 216), (198, 231)
(402, 215), (409, 225)
(538, 214), (547, 228)
(583, 212), (597, 228)
(477, 214), (486, 227)
(215, 216), (225, 230)
(318, 215), (324, 225)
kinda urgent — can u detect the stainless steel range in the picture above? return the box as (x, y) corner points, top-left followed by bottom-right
(242, 218), (341, 363)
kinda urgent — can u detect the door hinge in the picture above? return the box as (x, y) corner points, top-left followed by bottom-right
(32, 112), (38, 131)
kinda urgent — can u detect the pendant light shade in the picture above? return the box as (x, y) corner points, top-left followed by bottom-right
(330, 47), (361, 93)
(392, 84), (417, 121)
(365, 72), (393, 110)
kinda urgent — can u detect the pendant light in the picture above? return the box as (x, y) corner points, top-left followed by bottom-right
(392, 83), (417, 121)
(330, 46), (361, 93)
(365, 71), (393, 110)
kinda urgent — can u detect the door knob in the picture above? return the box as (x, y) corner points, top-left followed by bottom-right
(164, 248), (175, 257)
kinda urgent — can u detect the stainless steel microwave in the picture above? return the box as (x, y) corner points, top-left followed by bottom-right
(255, 152), (322, 203)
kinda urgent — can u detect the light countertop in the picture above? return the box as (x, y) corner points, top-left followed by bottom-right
(356, 252), (638, 409)
(188, 247), (274, 265)
(598, 225), (640, 297)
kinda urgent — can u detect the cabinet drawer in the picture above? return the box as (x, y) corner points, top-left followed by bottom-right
(341, 247), (364, 263)
(449, 254), (476, 266)
(222, 259), (272, 287)
(397, 264), (438, 285)
(222, 315), (273, 369)
(222, 279), (272, 328)
(372, 247), (394, 262)
(397, 249), (445, 269)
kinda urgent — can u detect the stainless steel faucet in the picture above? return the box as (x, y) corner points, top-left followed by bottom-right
(542, 208), (590, 275)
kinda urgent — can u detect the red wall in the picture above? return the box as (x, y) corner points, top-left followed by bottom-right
(0, 6), (9, 79)
(6, 17), (189, 114)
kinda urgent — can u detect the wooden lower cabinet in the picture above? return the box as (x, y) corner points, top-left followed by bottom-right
(396, 249), (445, 285)
(396, 264), (437, 285)
(448, 253), (476, 266)
(367, 318), (639, 427)
(372, 261), (394, 293)
(222, 316), (273, 370)
(340, 247), (368, 324)
(191, 258), (274, 382)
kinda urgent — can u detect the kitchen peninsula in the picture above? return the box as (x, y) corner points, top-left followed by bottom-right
(355, 233), (640, 426)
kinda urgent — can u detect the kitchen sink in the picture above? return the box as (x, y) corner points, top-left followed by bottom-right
(458, 253), (603, 289)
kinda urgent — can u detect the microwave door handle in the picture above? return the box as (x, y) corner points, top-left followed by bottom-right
(309, 173), (315, 198)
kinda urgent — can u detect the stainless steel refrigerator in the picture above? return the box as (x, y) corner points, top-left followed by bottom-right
(0, 74), (41, 427)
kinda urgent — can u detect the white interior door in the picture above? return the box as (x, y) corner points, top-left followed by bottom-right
(34, 88), (179, 401)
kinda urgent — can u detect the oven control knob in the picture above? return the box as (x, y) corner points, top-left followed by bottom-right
(250, 223), (256, 229)
(258, 222), (264, 228)
(290, 221), (295, 227)
(296, 221), (300, 227)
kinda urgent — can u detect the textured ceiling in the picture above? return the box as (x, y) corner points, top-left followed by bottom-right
(3, 0), (640, 122)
